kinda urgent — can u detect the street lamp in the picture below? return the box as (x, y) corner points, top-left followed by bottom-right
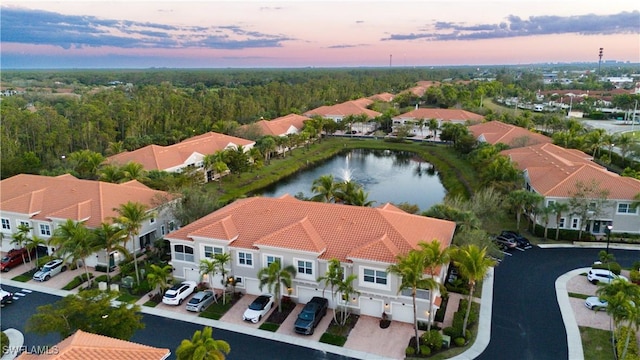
(605, 224), (613, 254)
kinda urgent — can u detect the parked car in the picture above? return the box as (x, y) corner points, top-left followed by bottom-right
(499, 231), (532, 249)
(1, 247), (35, 272)
(585, 296), (608, 310)
(493, 235), (518, 250)
(294, 297), (329, 335)
(587, 268), (628, 284)
(32, 259), (67, 281)
(0, 287), (13, 305)
(186, 290), (216, 312)
(243, 294), (274, 323)
(162, 281), (197, 306)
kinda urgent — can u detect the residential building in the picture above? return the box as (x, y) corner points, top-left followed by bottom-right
(304, 98), (381, 134)
(105, 132), (255, 183)
(164, 195), (456, 324)
(0, 174), (177, 268)
(469, 121), (552, 148)
(16, 329), (170, 360)
(392, 108), (484, 137)
(243, 114), (312, 137)
(502, 143), (640, 235)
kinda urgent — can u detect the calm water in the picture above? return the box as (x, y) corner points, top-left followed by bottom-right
(256, 149), (446, 212)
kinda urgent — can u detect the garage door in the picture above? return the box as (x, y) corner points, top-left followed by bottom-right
(244, 278), (262, 295)
(391, 302), (414, 323)
(184, 268), (200, 282)
(297, 287), (334, 307)
(359, 297), (383, 317)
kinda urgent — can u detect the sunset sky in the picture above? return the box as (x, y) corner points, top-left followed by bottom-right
(1, 1), (639, 69)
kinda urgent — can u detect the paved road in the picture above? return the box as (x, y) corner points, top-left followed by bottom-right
(0, 286), (352, 360)
(477, 246), (639, 360)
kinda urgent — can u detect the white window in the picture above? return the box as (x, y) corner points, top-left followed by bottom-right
(617, 203), (638, 214)
(149, 217), (156, 224)
(237, 252), (253, 267)
(19, 221), (30, 229)
(559, 218), (566, 228)
(296, 260), (313, 276)
(547, 200), (556, 207)
(174, 244), (194, 262)
(161, 225), (166, 235)
(39, 224), (51, 236)
(1, 218), (10, 231)
(265, 255), (282, 267)
(571, 218), (579, 229)
(363, 268), (387, 285)
(204, 245), (223, 258)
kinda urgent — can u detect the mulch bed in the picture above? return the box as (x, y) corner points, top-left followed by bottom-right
(265, 296), (296, 324)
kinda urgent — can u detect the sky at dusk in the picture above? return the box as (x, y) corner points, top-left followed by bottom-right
(1, 0), (639, 69)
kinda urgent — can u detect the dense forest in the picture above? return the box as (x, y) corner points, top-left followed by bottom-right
(1, 65), (639, 179)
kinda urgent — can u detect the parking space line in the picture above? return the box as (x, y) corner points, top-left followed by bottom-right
(21, 289), (32, 293)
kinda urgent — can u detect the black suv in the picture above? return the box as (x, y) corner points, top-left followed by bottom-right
(500, 231), (532, 249)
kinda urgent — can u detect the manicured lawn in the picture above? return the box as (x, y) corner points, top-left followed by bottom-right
(199, 294), (236, 320)
(580, 327), (615, 360)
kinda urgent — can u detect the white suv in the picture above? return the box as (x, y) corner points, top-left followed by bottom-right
(587, 268), (628, 284)
(33, 259), (67, 281)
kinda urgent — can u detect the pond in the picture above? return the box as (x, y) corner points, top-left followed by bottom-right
(255, 149), (446, 212)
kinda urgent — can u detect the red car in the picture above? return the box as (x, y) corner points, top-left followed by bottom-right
(0, 248), (34, 272)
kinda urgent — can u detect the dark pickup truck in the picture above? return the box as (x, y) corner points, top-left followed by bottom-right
(294, 296), (328, 335)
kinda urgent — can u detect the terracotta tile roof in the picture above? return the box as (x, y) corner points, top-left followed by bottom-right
(468, 121), (552, 148)
(400, 81), (441, 97)
(16, 330), (170, 360)
(304, 99), (380, 120)
(166, 196), (456, 264)
(105, 132), (254, 171)
(395, 108), (484, 123)
(502, 144), (640, 199)
(368, 92), (395, 102)
(244, 114), (311, 137)
(0, 174), (171, 228)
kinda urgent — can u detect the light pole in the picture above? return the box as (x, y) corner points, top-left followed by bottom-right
(605, 224), (613, 254)
(598, 48), (604, 75)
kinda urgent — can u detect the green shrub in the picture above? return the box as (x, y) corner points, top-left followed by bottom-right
(405, 346), (415, 356)
(319, 333), (347, 347)
(259, 322), (279, 332)
(629, 269), (640, 284)
(1, 331), (8, 355)
(420, 345), (431, 356)
(94, 275), (108, 283)
(454, 337), (466, 347)
(592, 262), (622, 275)
(62, 273), (94, 290)
(616, 326), (639, 360)
(443, 326), (462, 338)
(421, 329), (443, 351)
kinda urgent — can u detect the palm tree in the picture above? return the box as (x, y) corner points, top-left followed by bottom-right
(50, 219), (100, 287)
(114, 201), (155, 285)
(120, 162), (148, 182)
(428, 118), (439, 139)
(199, 258), (217, 290)
(311, 174), (339, 203)
(539, 205), (554, 240)
(214, 253), (232, 305)
(451, 244), (496, 335)
(11, 223), (32, 264)
(596, 279), (640, 360)
(335, 272), (359, 326)
(317, 258), (345, 324)
(257, 261), (296, 313)
(94, 222), (128, 286)
(387, 250), (429, 355)
(550, 202), (570, 241)
(25, 235), (46, 269)
(147, 264), (174, 297)
(420, 239), (450, 332)
(507, 190), (543, 231)
(176, 326), (231, 360)
(348, 188), (375, 207)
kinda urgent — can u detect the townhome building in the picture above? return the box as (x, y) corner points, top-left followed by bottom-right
(304, 98), (381, 134)
(164, 195), (456, 324)
(105, 131), (255, 183)
(469, 120), (552, 148)
(392, 108), (484, 137)
(0, 174), (177, 268)
(245, 113), (312, 138)
(502, 143), (640, 235)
